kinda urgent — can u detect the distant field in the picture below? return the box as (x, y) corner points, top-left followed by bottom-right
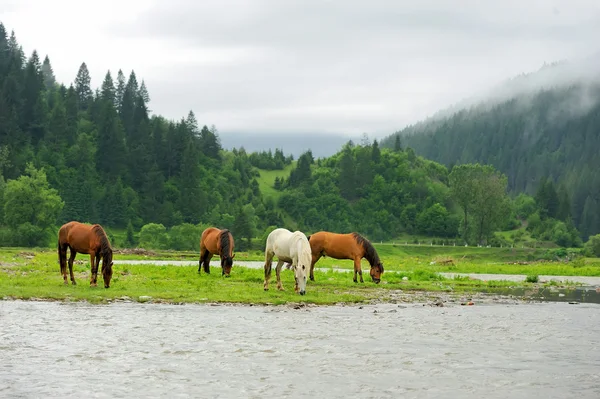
(255, 162), (295, 201)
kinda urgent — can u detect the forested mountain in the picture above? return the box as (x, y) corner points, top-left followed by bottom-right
(382, 60), (600, 239)
(0, 23), (286, 247)
(0, 22), (465, 247)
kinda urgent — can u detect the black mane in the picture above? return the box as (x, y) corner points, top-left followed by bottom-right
(352, 233), (383, 271)
(220, 229), (232, 258)
(92, 224), (113, 265)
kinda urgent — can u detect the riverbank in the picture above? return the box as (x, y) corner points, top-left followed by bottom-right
(2, 247), (599, 305)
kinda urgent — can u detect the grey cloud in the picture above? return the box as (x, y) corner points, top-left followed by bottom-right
(104, 0), (600, 138)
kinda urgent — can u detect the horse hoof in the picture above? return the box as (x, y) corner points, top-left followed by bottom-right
(353, 280), (358, 283)
(72, 281), (76, 285)
(310, 277), (315, 281)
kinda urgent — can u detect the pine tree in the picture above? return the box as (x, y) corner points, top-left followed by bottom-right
(41, 55), (55, 90)
(115, 69), (126, 110)
(394, 135), (402, 151)
(178, 137), (205, 223)
(64, 85), (78, 144)
(198, 125), (221, 160)
(74, 62), (92, 110)
(186, 110), (199, 137)
(139, 80), (150, 104)
(119, 70), (138, 137)
(126, 220), (136, 247)
(22, 50), (45, 140)
(96, 101), (127, 180)
(46, 102), (68, 153)
(338, 145), (356, 200)
(0, 23), (8, 77)
(100, 70), (115, 104)
(372, 139), (381, 163)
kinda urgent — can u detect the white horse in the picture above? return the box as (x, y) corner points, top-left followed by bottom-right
(263, 228), (311, 295)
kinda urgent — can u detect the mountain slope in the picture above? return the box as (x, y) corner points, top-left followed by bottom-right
(382, 59), (600, 238)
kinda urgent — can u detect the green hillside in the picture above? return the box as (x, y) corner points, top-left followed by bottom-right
(382, 61), (600, 239)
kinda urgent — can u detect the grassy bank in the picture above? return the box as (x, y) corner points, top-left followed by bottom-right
(4, 245), (600, 277)
(1, 247), (593, 305)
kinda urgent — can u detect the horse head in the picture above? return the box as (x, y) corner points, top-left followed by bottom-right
(294, 251), (311, 295)
(370, 262), (384, 284)
(221, 254), (234, 277)
(102, 251), (114, 288)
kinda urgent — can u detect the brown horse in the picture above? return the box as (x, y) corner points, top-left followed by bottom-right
(307, 231), (384, 284)
(199, 227), (235, 276)
(58, 221), (114, 288)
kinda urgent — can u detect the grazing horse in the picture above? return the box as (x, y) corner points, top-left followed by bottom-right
(199, 227), (235, 276)
(307, 231), (384, 284)
(58, 221), (114, 288)
(263, 228), (311, 295)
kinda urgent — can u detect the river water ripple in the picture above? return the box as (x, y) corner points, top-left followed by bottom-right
(1, 300), (599, 398)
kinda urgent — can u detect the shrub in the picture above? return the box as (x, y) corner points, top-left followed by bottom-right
(168, 223), (202, 251)
(584, 234), (600, 257)
(525, 274), (539, 283)
(139, 223), (168, 250)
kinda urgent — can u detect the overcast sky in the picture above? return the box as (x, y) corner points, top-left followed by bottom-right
(2, 0), (600, 138)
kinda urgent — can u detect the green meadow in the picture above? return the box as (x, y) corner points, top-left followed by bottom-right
(1, 245), (598, 305)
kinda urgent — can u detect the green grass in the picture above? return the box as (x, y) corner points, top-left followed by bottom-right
(1, 247), (594, 305)
(10, 243), (599, 277)
(255, 162), (295, 201)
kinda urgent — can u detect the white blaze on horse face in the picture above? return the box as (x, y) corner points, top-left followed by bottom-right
(294, 262), (308, 294)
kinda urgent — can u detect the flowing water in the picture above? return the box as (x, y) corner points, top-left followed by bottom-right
(1, 300), (599, 398)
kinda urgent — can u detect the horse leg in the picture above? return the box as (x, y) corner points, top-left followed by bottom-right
(275, 260), (285, 291)
(263, 251), (273, 291)
(68, 248), (77, 285)
(96, 252), (102, 278)
(354, 257), (364, 283)
(89, 252), (98, 287)
(58, 243), (68, 284)
(310, 253), (321, 281)
(199, 247), (207, 273)
(203, 253), (213, 274)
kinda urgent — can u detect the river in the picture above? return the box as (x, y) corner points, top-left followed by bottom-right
(1, 300), (599, 398)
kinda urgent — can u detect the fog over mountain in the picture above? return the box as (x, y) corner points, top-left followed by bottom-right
(219, 132), (356, 158)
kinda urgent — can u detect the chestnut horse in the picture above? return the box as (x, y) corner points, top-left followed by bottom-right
(307, 231), (384, 284)
(58, 221), (114, 288)
(199, 227), (235, 276)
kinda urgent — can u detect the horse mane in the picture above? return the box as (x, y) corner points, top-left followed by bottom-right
(351, 233), (383, 271)
(92, 225), (112, 262)
(220, 229), (232, 258)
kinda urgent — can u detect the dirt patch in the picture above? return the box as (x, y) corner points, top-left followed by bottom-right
(18, 252), (35, 259)
(113, 248), (157, 256)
